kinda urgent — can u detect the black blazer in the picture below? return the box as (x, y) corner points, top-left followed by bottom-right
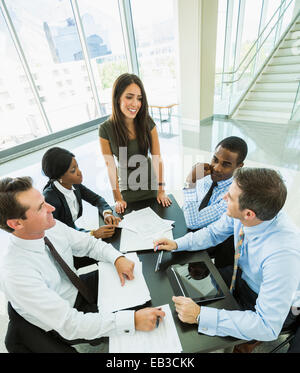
(43, 182), (111, 230)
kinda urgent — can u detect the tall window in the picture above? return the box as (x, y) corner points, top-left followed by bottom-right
(77, 0), (128, 115)
(0, 7), (46, 151)
(130, 0), (178, 107)
(6, 0), (100, 132)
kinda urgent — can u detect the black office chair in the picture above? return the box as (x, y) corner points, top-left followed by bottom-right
(5, 303), (102, 353)
(269, 324), (297, 353)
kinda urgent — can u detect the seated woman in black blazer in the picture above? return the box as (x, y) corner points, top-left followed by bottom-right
(42, 147), (120, 269)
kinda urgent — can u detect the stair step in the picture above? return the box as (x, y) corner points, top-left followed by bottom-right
(237, 108), (291, 119)
(259, 72), (300, 82)
(233, 114), (289, 124)
(281, 39), (300, 48)
(276, 47), (300, 56)
(289, 30), (300, 37)
(247, 91), (296, 101)
(267, 64), (300, 73)
(255, 81), (299, 90)
(244, 100), (294, 110)
(291, 24), (300, 32)
(268, 55), (300, 65)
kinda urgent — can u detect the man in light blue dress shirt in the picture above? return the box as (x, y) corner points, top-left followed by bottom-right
(155, 168), (300, 352)
(183, 136), (248, 268)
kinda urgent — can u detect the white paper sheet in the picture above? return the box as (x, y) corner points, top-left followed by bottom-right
(118, 207), (174, 253)
(119, 208), (174, 234)
(97, 253), (151, 313)
(120, 228), (173, 253)
(109, 304), (182, 353)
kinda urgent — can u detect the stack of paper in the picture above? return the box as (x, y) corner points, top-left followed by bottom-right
(118, 207), (174, 253)
(97, 253), (151, 313)
(109, 304), (182, 353)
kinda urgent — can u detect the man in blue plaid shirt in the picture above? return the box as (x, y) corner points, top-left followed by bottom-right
(182, 136), (248, 267)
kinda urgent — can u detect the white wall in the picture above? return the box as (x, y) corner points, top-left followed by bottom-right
(176, 0), (218, 123)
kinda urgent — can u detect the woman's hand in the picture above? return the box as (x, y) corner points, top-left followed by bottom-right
(156, 190), (172, 207)
(104, 213), (121, 226)
(92, 225), (115, 239)
(115, 199), (127, 214)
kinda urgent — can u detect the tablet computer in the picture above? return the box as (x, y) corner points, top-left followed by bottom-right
(167, 261), (225, 304)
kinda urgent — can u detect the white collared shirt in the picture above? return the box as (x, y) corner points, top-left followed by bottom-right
(54, 180), (79, 222)
(0, 220), (135, 340)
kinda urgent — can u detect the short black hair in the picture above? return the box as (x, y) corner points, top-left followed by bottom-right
(234, 167), (287, 221)
(216, 136), (248, 165)
(0, 176), (33, 233)
(42, 147), (74, 188)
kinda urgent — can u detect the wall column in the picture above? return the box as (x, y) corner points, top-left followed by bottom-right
(176, 0), (219, 123)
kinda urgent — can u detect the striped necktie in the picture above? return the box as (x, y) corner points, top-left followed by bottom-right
(229, 226), (244, 294)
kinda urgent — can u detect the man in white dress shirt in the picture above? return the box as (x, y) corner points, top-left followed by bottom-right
(0, 176), (165, 353)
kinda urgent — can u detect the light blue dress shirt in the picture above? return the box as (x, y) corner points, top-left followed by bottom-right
(182, 176), (232, 230)
(175, 211), (300, 341)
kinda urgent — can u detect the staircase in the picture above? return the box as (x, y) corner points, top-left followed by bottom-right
(233, 14), (300, 124)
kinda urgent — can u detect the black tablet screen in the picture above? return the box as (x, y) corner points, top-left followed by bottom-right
(167, 261), (225, 303)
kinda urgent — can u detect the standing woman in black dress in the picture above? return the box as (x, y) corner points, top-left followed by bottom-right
(99, 73), (172, 214)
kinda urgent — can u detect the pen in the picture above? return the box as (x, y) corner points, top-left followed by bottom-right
(154, 250), (163, 272)
(156, 316), (160, 328)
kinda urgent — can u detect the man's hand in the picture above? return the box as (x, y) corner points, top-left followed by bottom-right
(134, 307), (166, 331)
(114, 256), (135, 286)
(153, 238), (177, 252)
(92, 225), (115, 239)
(186, 162), (211, 184)
(172, 296), (200, 324)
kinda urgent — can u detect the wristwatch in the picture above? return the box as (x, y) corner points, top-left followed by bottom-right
(196, 312), (201, 324)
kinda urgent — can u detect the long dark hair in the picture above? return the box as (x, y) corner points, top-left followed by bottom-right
(42, 147), (74, 190)
(111, 73), (152, 156)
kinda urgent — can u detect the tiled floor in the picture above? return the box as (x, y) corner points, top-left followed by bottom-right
(0, 116), (299, 353)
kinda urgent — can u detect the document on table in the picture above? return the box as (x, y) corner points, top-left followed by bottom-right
(120, 227), (173, 253)
(97, 253), (151, 314)
(118, 207), (174, 233)
(109, 304), (182, 353)
(118, 207), (174, 253)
